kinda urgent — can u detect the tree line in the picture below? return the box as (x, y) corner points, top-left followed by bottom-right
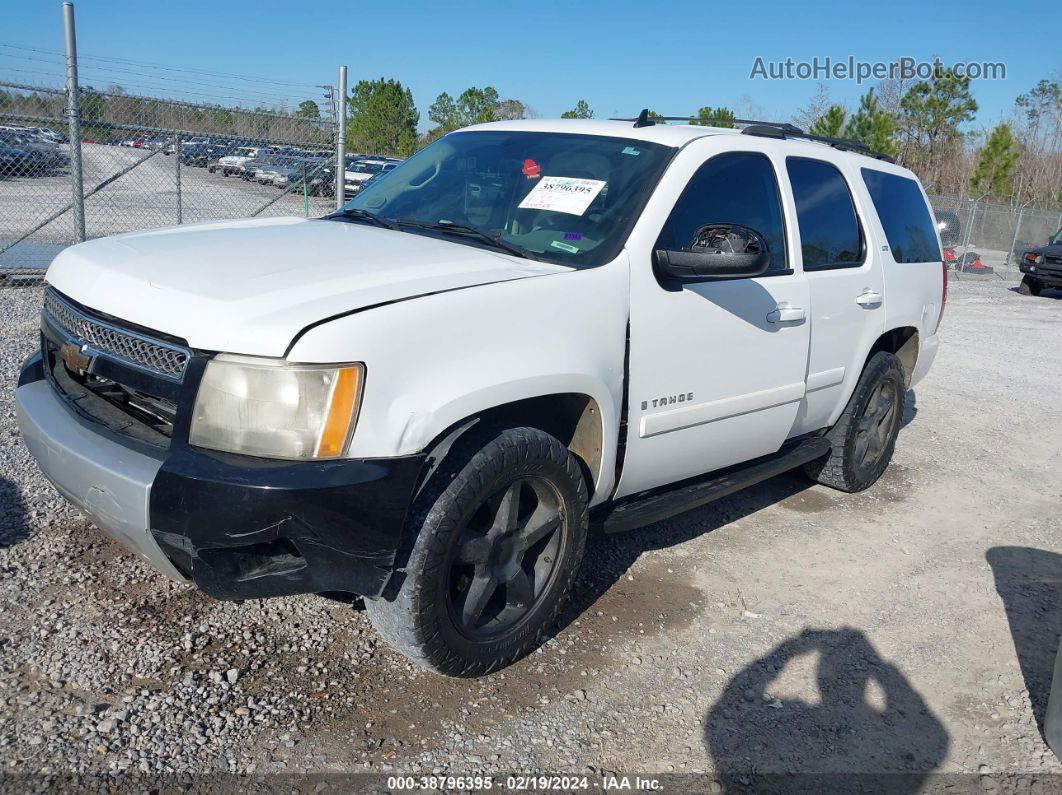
(339, 71), (1061, 211)
(0, 84), (331, 147)
(794, 70), (1061, 208)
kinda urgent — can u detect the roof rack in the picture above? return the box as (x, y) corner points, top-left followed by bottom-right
(610, 110), (896, 163)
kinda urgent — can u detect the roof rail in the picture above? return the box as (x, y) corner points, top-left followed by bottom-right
(609, 110), (896, 162)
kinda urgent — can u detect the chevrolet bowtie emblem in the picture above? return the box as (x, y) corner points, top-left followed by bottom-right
(59, 342), (92, 374)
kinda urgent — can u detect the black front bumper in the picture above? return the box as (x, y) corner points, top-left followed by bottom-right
(21, 298), (427, 603)
(151, 447), (425, 601)
(1021, 262), (1062, 285)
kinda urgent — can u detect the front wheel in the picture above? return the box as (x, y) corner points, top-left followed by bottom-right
(1019, 276), (1042, 296)
(366, 425), (588, 677)
(804, 352), (905, 493)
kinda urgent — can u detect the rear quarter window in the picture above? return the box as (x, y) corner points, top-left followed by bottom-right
(861, 169), (941, 263)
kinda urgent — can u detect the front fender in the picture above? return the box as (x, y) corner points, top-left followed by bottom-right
(287, 261), (630, 502)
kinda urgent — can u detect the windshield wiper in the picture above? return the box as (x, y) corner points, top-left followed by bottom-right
(396, 219), (533, 260)
(325, 207), (398, 230)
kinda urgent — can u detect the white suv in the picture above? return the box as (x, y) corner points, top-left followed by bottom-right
(217, 146), (273, 177)
(16, 114), (944, 676)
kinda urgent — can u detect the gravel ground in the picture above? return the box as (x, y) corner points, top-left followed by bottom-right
(1, 276), (1061, 789)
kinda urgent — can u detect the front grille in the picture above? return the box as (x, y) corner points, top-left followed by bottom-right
(1046, 255), (1062, 267)
(43, 288), (190, 380)
(44, 338), (174, 449)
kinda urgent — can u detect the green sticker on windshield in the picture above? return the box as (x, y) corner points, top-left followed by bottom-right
(551, 240), (580, 253)
(621, 146), (640, 156)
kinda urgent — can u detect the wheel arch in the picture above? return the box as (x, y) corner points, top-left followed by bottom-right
(866, 326), (919, 388)
(418, 391), (608, 502)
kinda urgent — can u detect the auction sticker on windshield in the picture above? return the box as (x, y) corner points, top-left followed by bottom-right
(518, 176), (606, 215)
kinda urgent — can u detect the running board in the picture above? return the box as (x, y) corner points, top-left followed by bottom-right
(596, 436), (831, 534)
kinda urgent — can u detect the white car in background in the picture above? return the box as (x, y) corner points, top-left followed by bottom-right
(217, 146), (274, 177)
(343, 157), (401, 198)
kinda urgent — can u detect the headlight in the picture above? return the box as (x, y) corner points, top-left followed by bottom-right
(190, 354), (364, 460)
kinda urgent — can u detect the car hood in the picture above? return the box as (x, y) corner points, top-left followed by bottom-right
(46, 217), (568, 357)
(1028, 243), (1062, 257)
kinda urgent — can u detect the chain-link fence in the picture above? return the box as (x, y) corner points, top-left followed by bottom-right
(928, 194), (1062, 279)
(1, 76), (340, 282)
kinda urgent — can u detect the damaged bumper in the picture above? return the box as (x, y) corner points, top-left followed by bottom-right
(16, 352), (425, 601)
(149, 447), (424, 600)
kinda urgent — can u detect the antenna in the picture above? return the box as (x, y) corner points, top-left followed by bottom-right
(632, 109), (654, 128)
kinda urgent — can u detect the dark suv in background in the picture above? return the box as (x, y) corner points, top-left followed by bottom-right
(1019, 228), (1062, 296)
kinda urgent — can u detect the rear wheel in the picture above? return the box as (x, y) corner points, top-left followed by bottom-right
(366, 425), (588, 677)
(1019, 276), (1042, 296)
(805, 352), (905, 493)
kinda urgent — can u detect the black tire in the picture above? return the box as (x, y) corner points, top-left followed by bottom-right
(365, 425), (588, 677)
(804, 352), (905, 493)
(1019, 276), (1042, 296)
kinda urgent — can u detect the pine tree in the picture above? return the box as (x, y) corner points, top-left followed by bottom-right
(809, 105), (847, 138)
(561, 100), (593, 119)
(971, 124), (1020, 198)
(844, 88), (898, 158)
(693, 106), (736, 127)
(347, 78), (419, 158)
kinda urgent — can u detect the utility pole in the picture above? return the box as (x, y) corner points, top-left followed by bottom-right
(334, 66), (347, 210)
(62, 2), (85, 242)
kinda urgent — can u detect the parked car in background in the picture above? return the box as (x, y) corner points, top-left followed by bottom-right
(0, 130), (66, 172)
(1018, 228), (1062, 296)
(343, 157), (401, 198)
(165, 137), (210, 155)
(177, 142), (216, 167)
(0, 143), (46, 177)
(242, 154), (286, 182)
(269, 157), (326, 190)
(305, 164), (335, 197)
(206, 148), (231, 173)
(217, 146), (273, 176)
(139, 135), (170, 151)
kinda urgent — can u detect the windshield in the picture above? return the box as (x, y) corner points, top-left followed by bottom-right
(341, 131), (673, 266)
(351, 161), (385, 174)
(1053, 229), (1062, 246)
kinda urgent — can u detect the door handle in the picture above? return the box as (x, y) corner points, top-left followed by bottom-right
(766, 303), (806, 323)
(855, 290), (883, 307)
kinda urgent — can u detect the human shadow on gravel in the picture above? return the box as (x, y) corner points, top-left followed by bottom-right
(704, 627), (949, 793)
(0, 475), (32, 548)
(987, 546), (1062, 748)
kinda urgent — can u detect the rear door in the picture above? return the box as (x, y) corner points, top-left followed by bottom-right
(784, 155), (886, 435)
(859, 167), (945, 349)
(615, 143), (811, 498)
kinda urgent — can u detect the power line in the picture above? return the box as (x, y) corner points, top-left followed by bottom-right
(0, 63), (327, 110)
(0, 42), (321, 89)
(0, 53), (319, 105)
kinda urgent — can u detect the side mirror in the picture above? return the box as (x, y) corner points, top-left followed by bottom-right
(655, 223), (771, 281)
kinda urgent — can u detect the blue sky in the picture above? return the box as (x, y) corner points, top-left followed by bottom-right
(4, 0), (1060, 133)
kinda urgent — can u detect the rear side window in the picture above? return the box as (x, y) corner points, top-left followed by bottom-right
(861, 169), (941, 263)
(657, 152), (788, 273)
(786, 158), (864, 269)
